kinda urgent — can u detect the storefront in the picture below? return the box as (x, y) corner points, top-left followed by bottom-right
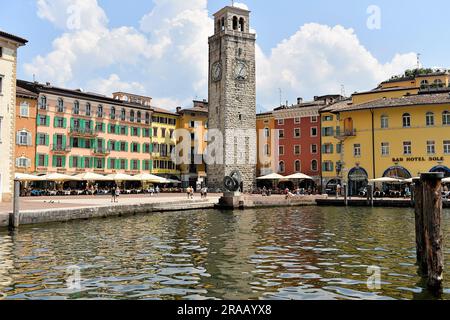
(383, 166), (412, 179)
(348, 167), (368, 196)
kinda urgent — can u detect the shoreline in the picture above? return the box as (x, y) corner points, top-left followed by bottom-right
(1, 194), (448, 229)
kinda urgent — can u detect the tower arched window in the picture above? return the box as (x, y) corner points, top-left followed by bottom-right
(57, 98), (64, 112)
(86, 103), (91, 116)
(233, 16), (238, 30)
(97, 105), (103, 118)
(402, 113), (411, 128)
(145, 112), (150, 124)
(39, 96), (47, 110)
(130, 110), (135, 122)
(121, 108), (126, 121)
(420, 80), (429, 89)
(137, 111), (142, 123)
(239, 18), (245, 32)
(434, 79), (443, 88)
(311, 160), (318, 172)
(110, 106), (116, 120)
(221, 17), (225, 31)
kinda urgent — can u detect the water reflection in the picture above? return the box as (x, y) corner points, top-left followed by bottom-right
(0, 207), (449, 300)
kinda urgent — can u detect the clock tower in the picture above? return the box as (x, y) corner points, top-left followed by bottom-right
(207, 5), (257, 193)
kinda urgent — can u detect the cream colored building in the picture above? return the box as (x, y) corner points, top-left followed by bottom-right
(0, 31), (27, 202)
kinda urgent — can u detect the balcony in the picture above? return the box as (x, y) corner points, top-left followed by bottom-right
(92, 147), (111, 156)
(69, 127), (98, 137)
(334, 129), (357, 140)
(51, 144), (71, 154)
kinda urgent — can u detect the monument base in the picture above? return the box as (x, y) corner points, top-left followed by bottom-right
(216, 192), (245, 210)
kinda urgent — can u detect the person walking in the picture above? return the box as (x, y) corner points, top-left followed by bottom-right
(114, 187), (120, 203)
(111, 186), (116, 203)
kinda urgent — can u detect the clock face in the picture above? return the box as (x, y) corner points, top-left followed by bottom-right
(234, 61), (248, 81)
(211, 62), (222, 82)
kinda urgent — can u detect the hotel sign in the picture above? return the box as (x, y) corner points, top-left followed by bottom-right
(392, 157), (444, 163)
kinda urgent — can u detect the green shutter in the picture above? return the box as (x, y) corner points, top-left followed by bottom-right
(330, 144), (334, 154)
(53, 117), (58, 127)
(70, 118), (74, 129)
(36, 116), (40, 126)
(52, 156), (57, 168)
(137, 128), (141, 136)
(125, 142), (129, 152)
(125, 126), (129, 135)
(108, 124), (112, 133)
(125, 159), (129, 170)
(44, 155), (49, 167)
(137, 160), (141, 170)
(322, 144), (326, 154)
(80, 119), (86, 130)
(62, 135), (67, 148)
(335, 126), (341, 137)
(331, 162), (334, 172)
(62, 156), (66, 167)
(53, 134), (57, 147)
(35, 155), (40, 168)
(45, 134), (49, 146)
(137, 143), (141, 153)
(69, 156), (73, 168)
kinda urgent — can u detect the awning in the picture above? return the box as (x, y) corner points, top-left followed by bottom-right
(257, 173), (285, 180)
(14, 173), (45, 182)
(284, 173), (314, 180)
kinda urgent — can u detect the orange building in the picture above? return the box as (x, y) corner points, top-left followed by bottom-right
(256, 111), (276, 176)
(15, 85), (37, 173)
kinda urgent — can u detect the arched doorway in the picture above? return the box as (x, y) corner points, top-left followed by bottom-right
(348, 167), (368, 196)
(430, 165), (450, 178)
(383, 166), (412, 179)
(325, 179), (342, 195)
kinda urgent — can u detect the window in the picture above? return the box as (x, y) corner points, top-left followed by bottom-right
(294, 117), (300, 124)
(143, 128), (151, 138)
(311, 116), (318, 123)
(17, 130), (31, 145)
(277, 119), (284, 125)
(381, 142), (390, 156)
(96, 158), (103, 169)
(278, 129), (285, 139)
(144, 144), (151, 153)
(381, 115), (389, 129)
(323, 144), (334, 154)
(426, 112), (435, 126)
(294, 128), (301, 138)
(145, 113), (150, 124)
(279, 146), (285, 156)
(170, 129), (174, 139)
(403, 141), (412, 155)
(420, 80), (429, 89)
(444, 141), (450, 154)
(336, 143), (342, 154)
(264, 128), (270, 138)
(323, 127), (334, 136)
(55, 117), (64, 128)
(311, 127), (318, 137)
(323, 161), (334, 172)
(120, 126), (126, 135)
(96, 123), (104, 132)
(153, 128), (158, 137)
(57, 98), (64, 112)
(37, 154), (45, 167)
(120, 159), (127, 170)
(131, 127), (139, 136)
(38, 133), (47, 146)
(427, 140), (436, 155)
(86, 103), (91, 116)
(16, 157), (30, 168)
(73, 101), (80, 115)
(73, 157), (79, 168)
(434, 79), (444, 88)
(143, 160), (151, 171)
(294, 145), (301, 155)
(137, 111), (142, 123)
(39, 96), (47, 110)
(311, 144), (318, 154)
(121, 109), (126, 121)
(84, 158), (91, 169)
(97, 105), (103, 118)
(443, 111), (450, 125)
(130, 110), (135, 122)
(353, 144), (361, 157)
(110, 106), (116, 119)
(56, 156), (63, 168)
(264, 144), (270, 156)
(39, 115), (47, 126)
(161, 128), (167, 137)
(294, 160), (301, 172)
(190, 120), (195, 128)
(131, 143), (139, 153)
(323, 115), (333, 122)
(278, 161), (285, 173)
(120, 142), (127, 152)
(311, 160), (318, 172)
(85, 139), (92, 149)
(402, 113), (411, 128)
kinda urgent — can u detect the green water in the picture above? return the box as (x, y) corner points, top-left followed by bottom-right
(0, 207), (449, 300)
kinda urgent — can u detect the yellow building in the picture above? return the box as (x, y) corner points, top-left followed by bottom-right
(323, 92), (450, 195)
(256, 111), (276, 176)
(321, 68), (450, 194)
(176, 100), (208, 188)
(150, 107), (179, 179)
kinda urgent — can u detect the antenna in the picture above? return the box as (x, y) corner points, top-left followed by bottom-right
(341, 84), (346, 97)
(278, 88), (282, 107)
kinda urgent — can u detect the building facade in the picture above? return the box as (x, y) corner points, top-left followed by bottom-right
(207, 5), (257, 192)
(18, 82), (159, 176)
(256, 111), (276, 176)
(15, 85), (38, 174)
(176, 100), (208, 189)
(0, 31), (27, 202)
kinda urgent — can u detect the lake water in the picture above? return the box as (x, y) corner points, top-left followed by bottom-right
(0, 207), (449, 300)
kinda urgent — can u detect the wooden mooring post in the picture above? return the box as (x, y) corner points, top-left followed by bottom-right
(344, 183), (348, 206)
(414, 173), (444, 295)
(9, 180), (20, 230)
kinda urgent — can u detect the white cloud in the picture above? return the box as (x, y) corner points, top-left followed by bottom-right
(87, 74), (145, 96)
(25, 1), (416, 110)
(256, 23), (417, 108)
(233, 2), (249, 10)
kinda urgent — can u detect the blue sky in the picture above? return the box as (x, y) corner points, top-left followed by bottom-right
(0, 0), (447, 111)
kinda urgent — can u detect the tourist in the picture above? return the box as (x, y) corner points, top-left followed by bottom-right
(262, 186), (267, 196)
(336, 184), (342, 198)
(155, 186), (160, 195)
(149, 187), (155, 197)
(201, 187), (208, 199)
(115, 187), (120, 202)
(111, 186), (117, 203)
(190, 186), (195, 200)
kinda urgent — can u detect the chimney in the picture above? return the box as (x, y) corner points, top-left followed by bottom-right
(46, 82), (51, 86)
(297, 97), (303, 104)
(314, 96), (319, 101)
(176, 106), (182, 113)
